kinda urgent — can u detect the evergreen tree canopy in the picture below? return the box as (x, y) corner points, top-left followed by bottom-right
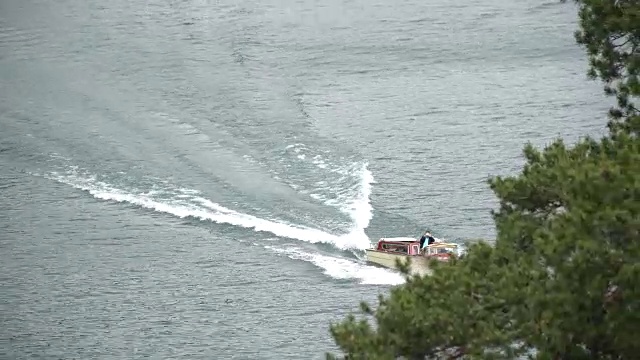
(568, 0), (640, 135)
(327, 1), (640, 359)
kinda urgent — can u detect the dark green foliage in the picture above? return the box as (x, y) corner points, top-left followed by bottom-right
(565, 0), (640, 136)
(327, 1), (640, 359)
(327, 244), (532, 360)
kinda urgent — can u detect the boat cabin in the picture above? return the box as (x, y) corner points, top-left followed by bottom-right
(375, 238), (422, 256)
(374, 238), (459, 260)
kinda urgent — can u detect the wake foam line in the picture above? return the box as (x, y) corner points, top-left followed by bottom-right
(344, 162), (375, 236)
(264, 245), (405, 285)
(44, 170), (371, 250)
(280, 144), (376, 244)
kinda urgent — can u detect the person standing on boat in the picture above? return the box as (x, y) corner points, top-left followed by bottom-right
(419, 231), (436, 249)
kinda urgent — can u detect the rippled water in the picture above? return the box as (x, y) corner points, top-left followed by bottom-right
(1, 0), (609, 358)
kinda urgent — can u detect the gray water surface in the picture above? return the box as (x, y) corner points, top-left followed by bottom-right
(1, 0), (608, 358)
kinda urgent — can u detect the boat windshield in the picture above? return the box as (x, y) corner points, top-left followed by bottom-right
(425, 244), (457, 256)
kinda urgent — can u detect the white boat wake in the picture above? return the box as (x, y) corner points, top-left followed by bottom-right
(40, 161), (405, 286)
(264, 245), (405, 285)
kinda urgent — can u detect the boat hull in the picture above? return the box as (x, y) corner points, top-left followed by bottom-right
(364, 249), (432, 276)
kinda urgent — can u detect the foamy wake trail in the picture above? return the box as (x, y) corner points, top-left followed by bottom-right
(40, 164), (402, 284)
(286, 144), (376, 250)
(264, 245), (405, 285)
(43, 168), (368, 250)
(343, 163), (375, 247)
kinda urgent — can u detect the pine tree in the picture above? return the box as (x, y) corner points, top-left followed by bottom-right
(568, 0), (640, 136)
(327, 1), (640, 359)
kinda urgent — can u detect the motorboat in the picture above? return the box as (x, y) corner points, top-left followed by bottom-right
(364, 236), (459, 276)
